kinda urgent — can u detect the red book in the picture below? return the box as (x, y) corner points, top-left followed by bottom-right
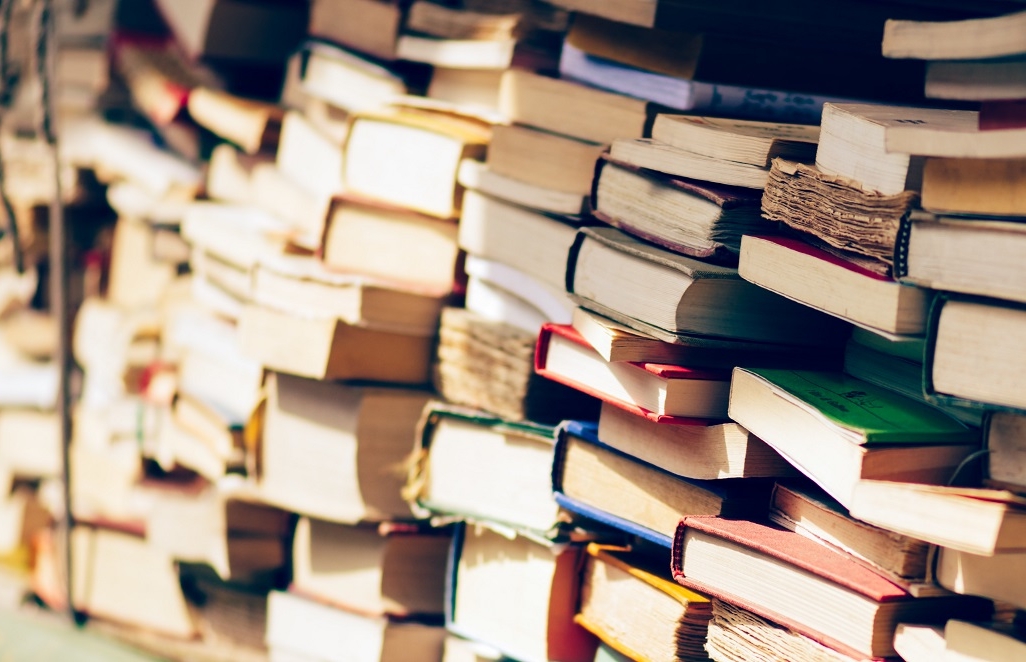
(534, 323), (731, 423)
(671, 516), (990, 659)
(979, 99), (1026, 131)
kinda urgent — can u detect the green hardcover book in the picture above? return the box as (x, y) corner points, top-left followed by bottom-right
(729, 368), (979, 509)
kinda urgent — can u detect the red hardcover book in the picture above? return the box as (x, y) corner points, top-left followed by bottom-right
(979, 99), (1026, 131)
(534, 323), (731, 423)
(671, 516), (990, 659)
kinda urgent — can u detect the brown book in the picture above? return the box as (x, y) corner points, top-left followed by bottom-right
(309, 0), (404, 61)
(292, 518), (451, 617)
(487, 124), (605, 196)
(921, 157), (1026, 217)
(187, 87), (284, 154)
(259, 372), (431, 523)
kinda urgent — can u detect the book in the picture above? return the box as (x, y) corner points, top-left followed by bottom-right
(553, 421), (771, 545)
(146, 485), (290, 584)
(815, 103), (934, 195)
(498, 69), (656, 145)
(266, 590), (446, 662)
(762, 159), (918, 276)
(944, 620), (1026, 661)
(575, 543), (712, 662)
(186, 87), (283, 155)
(728, 368), (978, 508)
(739, 235), (931, 335)
(457, 189), (583, 292)
(882, 10), (1026, 60)
(171, 393), (245, 473)
(448, 525), (598, 662)
(428, 67), (504, 111)
(344, 110), (490, 218)
(238, 302), (434, 383)
(486, 123), (606, 196)
(251, 253), (444, 336)
(893, 624), (946, 662)
(936, 546), (1026, 609)
(434, 307), (600, 424)
(770, 482), (931, 585)
(850, 482), (1026, 556)
(568, 226), (848, 346)
(465, 257), (574, 327)
(205, 144), (272, 204)
(558, 42), (857, 125)
(883, 109), (1026, 159)
(609, 138), (771, 189)
(596, 401), (794, 480)
(920, 157), (1026, 217)
(276, 110), (345, 202)
(901, 215), (1026, 305)
(987, 411), (1026, 490)
(443, 635), (508, 662)
(562, 10), (935, 100)
(308, 0), (404, 61)
(671, 516), (990, 659)
(593, 157), (768, 259)
(299, 41), (408, 113)
(395, 35), (518, 70)
(571, 307), (839, 369)
(980, 99), (1026, 131)
(458, 159), (590, 217)
(155, 0), (308, 64)
(535, 324), (732, 422)
(925, 58), (1026, 101)
(406, 1), (521, 41)
(706, 599), (865, 662)
(291, 518), (451, 617)
(930, 297), (1026, 411)
(651, 115), (819, 167)
(407, 403), (563, 534)
(259, 372), (431, 523)
(321, 197), (460, 294)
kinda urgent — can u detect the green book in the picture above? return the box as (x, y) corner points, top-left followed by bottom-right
(729, 369), (979, 509)
(594, 643), (634, 662)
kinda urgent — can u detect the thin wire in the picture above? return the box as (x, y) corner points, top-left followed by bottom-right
(37, 0), (80, 626)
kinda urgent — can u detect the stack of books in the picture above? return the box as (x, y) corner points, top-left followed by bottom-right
(7, 0), (1026, 661)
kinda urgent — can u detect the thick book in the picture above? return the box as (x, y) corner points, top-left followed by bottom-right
(487, 123), (606, 197)
(597, 401), (795, 481)
(457, 158), (589, 216)
(936, 546), (1026, 610)
(609, 138), (771, 189)
(448, 525), (598, 662)
(883, 10), (1026, 60)
(291, 518), (452, 618)
(979, 99), (1026, 131)
(298, 40), (411, 113)
(267, 590), (446, 662)
(259, 372), (432, 524)
(576, 543), (711, 662)
(322, 195), (461, 295)
(927, 295), (1026, 413)
(558, 42), (856, 125)
(498, 69), (658, 145)
(567, 226), (849, 346)
(729, 368), (978, 509)
(535, 323), (732, 423)
(571, 307), (838, 369)
(592, 157), (768, 260)
(770, 482), (931, 587)
(434, 307), (599, 425)
(552, 420), (771, 546)
(762, 159), (918, 275)
(186, 87), (283, 155)
(920, 157), (1026, 217)
(650, 115), (819, 167)
(344, 109), (490, 219)
(899, 214), (1026, 306)
(739, 235), (932, 336)
(671, 516), (991, 659)
(987, 411), (1026, 491)
(882, 108), (1026, 160)
(407, 403), (564, 535)
(850, 482), (1026, 556)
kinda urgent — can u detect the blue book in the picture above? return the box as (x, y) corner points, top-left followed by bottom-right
(551, 420), (771, 547)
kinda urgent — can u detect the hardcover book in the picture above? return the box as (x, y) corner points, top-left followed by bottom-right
(552, 420), (771, 546)
(576, 543), (712, 662)
(729, 368), (978, 508)
(672, 516), (991, 659)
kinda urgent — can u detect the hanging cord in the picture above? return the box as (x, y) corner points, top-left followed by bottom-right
(37, 0), (81, 626)
(0, 0), (25, 275)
